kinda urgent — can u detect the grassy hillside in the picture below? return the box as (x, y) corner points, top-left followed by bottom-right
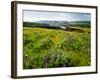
(23, 27), (91, 69)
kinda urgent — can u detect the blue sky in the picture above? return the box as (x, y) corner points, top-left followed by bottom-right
(23, 10), (91, 22)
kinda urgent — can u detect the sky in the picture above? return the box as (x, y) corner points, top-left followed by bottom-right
(23, 10), (91, 22)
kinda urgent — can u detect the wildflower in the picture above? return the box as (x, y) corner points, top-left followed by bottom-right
(44, 56), (49, 68)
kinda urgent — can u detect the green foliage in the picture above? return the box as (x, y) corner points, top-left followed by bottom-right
(69, 21), (91, 28)
(23, 27), (91, 69)
(23, 22), (50, 27)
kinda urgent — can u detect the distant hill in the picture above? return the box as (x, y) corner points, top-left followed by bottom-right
(23, 20), (91, 28)
(23, 22), (50, 27)
(69, 21), (90, 28)
(36, 20), (69, 27)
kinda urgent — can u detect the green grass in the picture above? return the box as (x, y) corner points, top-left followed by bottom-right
(23, 27), (91, 69)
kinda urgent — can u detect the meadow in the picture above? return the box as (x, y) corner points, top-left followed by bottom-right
(23, 27), (91, 69)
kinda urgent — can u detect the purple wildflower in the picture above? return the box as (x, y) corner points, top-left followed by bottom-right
(44, 56), (48, 68)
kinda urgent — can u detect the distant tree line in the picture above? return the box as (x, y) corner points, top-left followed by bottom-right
(69, 24), (90, 28)
(68, 21), (91, 28)
(23, 22), (50, 27)
(23, 21), (91, 29)
(23, 22), (62, 29)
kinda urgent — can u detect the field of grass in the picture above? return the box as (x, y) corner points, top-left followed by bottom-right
(23, 27), (91, 69)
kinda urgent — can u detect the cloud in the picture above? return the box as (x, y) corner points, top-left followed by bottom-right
(23, 10), (91, 22)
